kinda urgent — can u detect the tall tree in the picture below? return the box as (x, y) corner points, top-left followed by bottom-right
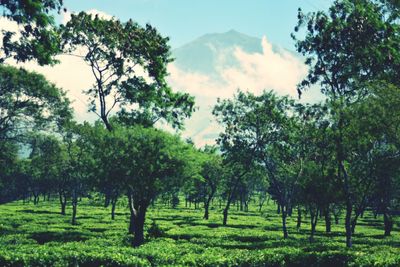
(199, 147), (223, 220)
(61, 12), (195, 131)
(96, 125), (193, 246)
(62, 122), (95, 225)
(28, 133), (64, 205)
(213, 90), (297, 230)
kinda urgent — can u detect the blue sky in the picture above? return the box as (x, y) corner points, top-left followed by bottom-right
(63, 0), (332, 49)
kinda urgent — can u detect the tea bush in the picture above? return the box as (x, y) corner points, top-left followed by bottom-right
(0, 199), (399, 266)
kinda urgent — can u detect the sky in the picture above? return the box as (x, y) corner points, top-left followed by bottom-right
(2, 0), (333, 147)
(61, 0), (332, 50)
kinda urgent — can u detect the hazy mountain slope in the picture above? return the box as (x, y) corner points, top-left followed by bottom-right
(173, 30), (297, 80)
(168, 30), (310, 146)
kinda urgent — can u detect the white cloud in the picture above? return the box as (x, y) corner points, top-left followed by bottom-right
(15, 55), (96, 123)
(168, 36), (313, 147)
(0, 12), (100, 123)
(61, 10), (72, 25)
(221, 37), (308, 97)
(1, 9), (130, 124)
(61, 9), (114, 25)
(86, 9), (114, 20)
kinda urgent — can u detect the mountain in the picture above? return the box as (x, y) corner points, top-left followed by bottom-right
(172, 29), (299, 80)
(173, 30), (263, 78)
(169, 30), (310, 147)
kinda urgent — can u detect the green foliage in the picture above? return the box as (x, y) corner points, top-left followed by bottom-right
(0, 0), (64, 65)
(0, 65), (72, 140)
(0, 199), (399, 266)
(61, 12), (195, 130)
(97, 125), (193, 203)
(292, 0), (400, 97)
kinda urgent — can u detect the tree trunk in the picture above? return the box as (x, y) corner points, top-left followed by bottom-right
(281, 205), (288, 239)
(258, 196), (266, 212)
(223, 200), (232, 226)
(337, 110), (352, 248)
(222, 171), (247, 225)
(129, 207), (147, 247)
(203, 191), (215, 220)
(104, 191), (111, 208)
(288, 206), (293, 217)
(333, 207), (340, 225)
(277, 204), (281, 214)
(111, 197), (117, 220)
(374, 209), (378, 219)
(71, 192), (78, 225)
(33, 192), (39, 205)
(128, 197), (147, 247)
(309, 208), (319, 243)
(325, 206), (331, 233)
(296, 207), (302, 230)
(59, 191), (67, 215)
(334, 215), (339, 225)
(384, 212), (393, 236)
(345, 202), (352, 248)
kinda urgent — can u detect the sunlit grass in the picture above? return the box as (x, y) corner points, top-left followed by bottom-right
(0, 198), (399, 266)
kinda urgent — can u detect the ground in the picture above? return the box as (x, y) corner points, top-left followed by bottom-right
(0, 198), (399, 266)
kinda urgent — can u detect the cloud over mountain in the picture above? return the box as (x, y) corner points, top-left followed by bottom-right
(168, 31), (309, 146)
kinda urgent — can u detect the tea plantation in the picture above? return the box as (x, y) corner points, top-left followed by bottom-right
(0, 199), (399, 266)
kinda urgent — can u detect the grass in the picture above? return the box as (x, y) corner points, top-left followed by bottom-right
(0, 198), (399, 266)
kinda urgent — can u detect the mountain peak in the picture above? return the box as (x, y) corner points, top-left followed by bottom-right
(226, 29), (240, 35)
(173, 30), (263, 75)
(196, 29), (259, 43)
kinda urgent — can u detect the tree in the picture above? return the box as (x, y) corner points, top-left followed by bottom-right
(0, 65), (72, 140)
(295, 103), (338, 239)
(198, 147), (223, 220)
(28, 133), (64, 205)
(62, 122), (95, 225)
(61, 12), (195, 131)
(293, 0), (400, 247)
(345, 82), (400, 236)
(213, 90), (297, 230)
(0, 140), (19, 203)
(90, 120), (126, 219)
(1, 0), (64, 65)
(96, 125), (193, 246)
(213, 90), (258, 225)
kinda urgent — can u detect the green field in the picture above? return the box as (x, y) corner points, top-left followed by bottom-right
(0, 199), (399, 266)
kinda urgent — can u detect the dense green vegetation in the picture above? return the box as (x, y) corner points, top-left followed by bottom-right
(0, 198), (399, 266)
(1, 0), (400, 266)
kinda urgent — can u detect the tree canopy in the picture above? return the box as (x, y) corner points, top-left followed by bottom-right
(0, 0), (64, 65)
(61, 12), (195, 131)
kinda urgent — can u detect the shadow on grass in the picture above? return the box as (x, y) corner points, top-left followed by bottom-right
(20, 209), (60, 215)
(88, 227), (107, 233)
(30, 231), (91, 244)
